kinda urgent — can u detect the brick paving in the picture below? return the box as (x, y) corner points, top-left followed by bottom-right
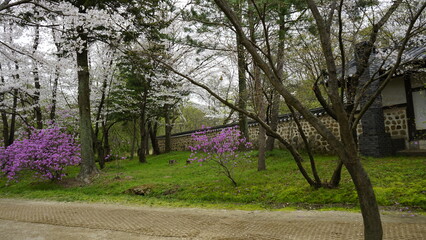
(0, 199), (425, 239)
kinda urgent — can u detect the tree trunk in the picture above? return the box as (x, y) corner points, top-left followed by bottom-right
(0, 64), (9, 147)
(329, 159), (343, 187)
(8, 89), (18, 146)
(164, 105), (172, 153)
(257, 121), (267, 171)
(33, 68), (42, 129)
(138, 90), (148, 163)
(338, 122), (383, 239)
(51, 28), (62, 122)
(138, 124), (147, 163)
(76, 13), (99, 183)
(288, 105), (321, 187)
(235, 1), (249, 141)
(94, 74), (108, 139)
(343, 155), (383, 239)
(93, 69), (109, 166)
(249, 0), (266, 171)
(144, 130), (149, 155)
(0, 103), (8, 147)
(130, 118), (137, 159)
(32, 23), (42, 129)
(149, 120), (160, 155)
(7, 61), (21, 146)
(50, 67), (59, 122)
(266, 11), (285, 151)
(103, 123), (111, 161)
(266, 92), (279, 151)
(97, 143), (105, 169)
(96, 122), (108, 170)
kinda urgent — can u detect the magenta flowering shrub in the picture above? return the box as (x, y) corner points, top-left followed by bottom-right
(188, 126), (252, 186)
(0, 127), (81, 182)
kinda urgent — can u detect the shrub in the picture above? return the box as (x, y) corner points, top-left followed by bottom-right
(0, 126), (81, 182)
(188, 126), (252, 186)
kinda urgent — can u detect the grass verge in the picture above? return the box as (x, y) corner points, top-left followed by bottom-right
(0, 150), (424, 213)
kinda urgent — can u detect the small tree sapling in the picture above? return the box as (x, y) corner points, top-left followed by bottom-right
(188, 126), (252, 186)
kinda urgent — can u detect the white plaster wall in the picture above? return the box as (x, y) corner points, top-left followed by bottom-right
(381, 76), (406, 107)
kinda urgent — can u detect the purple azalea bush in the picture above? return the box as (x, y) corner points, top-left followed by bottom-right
(0, 126), (81, 182)
(188, 126), (252, 186)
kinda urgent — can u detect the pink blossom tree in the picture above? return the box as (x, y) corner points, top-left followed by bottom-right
(189, 126), (252, 186)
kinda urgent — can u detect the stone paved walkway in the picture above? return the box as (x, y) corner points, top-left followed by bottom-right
(0, 199), (425, 239)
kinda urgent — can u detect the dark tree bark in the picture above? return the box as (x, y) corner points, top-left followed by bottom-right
(344, 156), (382, 239)
(8, 63), (19, 146)
(330, 159), (344, 187)
(0, 108), (8, 147)
(138, 90), (148, 163)
(7, 91), (17, 146)
(93, 63), (111, 168)
(0, 63), (9, 147)
(148, 120), (160, 155)
(256, 93), (267, 171)
(235, 1), (249, 141)
(138, 120), (147, 163)
(266, 9), (285, 151)
(144, 129), (149, 155)
(164, 105), (172, 153)
(130, 118), (137, 159)
(248, 2), (266, 171)
(102, 122), (112, 164)
(76, 7), (99, 182)
(266, 91), (280, 151)
(50, 29), (63, 122)
(288, 105), (321, 187)
(94, 72), (108, 140)
(97, 141), (105, 169)
(50, 68), (59, 122)
(32, 23), (42, 129)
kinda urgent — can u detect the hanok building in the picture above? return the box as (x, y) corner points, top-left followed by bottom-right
(348, 45), (426, 157)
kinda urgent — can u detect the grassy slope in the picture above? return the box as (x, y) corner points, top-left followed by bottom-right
(0, 150), (424, 212)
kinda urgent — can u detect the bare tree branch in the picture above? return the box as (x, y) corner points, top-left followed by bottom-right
(155, 56), (317, 187)
(214, 0), (344, 150)
(352, 1), (426, 130)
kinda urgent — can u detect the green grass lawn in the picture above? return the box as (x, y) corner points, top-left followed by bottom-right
(0, 150), (425, 212)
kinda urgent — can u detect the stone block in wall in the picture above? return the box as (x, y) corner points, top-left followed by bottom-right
(383, 107), (408, 139)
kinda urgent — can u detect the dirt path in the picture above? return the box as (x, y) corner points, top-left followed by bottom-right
(0, 199), (425, 240)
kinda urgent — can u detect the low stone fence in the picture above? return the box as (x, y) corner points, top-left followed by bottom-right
(157, 106), (408, 153)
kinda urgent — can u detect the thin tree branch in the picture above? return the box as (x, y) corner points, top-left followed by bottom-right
(155, 57), (316, 187)
(352, 2), (426, 130)
(214, 0), (344, 151)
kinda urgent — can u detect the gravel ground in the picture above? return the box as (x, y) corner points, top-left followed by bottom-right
(0, 198), (425, 240)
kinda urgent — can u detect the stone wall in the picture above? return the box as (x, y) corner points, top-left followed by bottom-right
(247, 113), (342, 153)
(157, 126), (234, 152)
(383, 107), (408, 138)
(158, 106), (409, 153)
